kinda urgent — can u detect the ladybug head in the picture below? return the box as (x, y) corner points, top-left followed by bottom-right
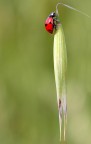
(49, 12), (56, 18)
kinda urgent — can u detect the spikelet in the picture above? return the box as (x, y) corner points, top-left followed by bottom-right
(53, 23), (67, 142)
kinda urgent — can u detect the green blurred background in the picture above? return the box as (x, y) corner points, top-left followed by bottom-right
(0, 0), (91, 144)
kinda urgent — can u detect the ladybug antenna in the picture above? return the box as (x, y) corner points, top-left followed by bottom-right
(56, 2), (91, 18)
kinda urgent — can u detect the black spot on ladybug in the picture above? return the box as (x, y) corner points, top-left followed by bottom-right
(48, 30), (53, 33)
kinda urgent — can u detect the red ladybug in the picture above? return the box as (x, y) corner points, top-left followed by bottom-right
(45, 12), (56, 34)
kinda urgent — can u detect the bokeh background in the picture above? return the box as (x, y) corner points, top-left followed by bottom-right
(0, 0), (91, 144)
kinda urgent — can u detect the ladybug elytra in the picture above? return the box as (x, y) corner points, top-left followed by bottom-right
(45, 12), (57, 34)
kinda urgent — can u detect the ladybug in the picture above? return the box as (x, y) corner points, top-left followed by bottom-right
(45, 12), (57, 34)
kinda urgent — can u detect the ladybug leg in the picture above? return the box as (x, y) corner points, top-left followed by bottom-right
(53, 23), (57, 30)
(53, 18), (57, 30)
(53, 17), (61, 31)
(53, 17), (60, 23)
